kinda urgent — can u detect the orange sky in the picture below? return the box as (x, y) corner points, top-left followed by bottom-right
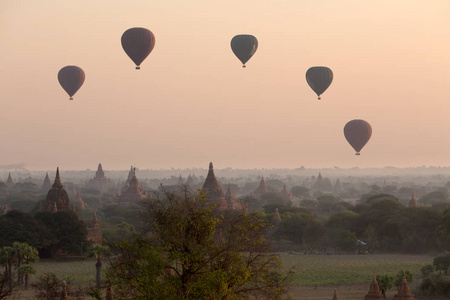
(1, 0), (449, 170)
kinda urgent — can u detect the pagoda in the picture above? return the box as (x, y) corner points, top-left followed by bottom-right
(392, 275), (417, 300)
(409, 192), (418, 208)
(253, 176), (269, 198)
(224, 184), (242, 210)
(44, 168), (70, 212)
(6, 173), (14, 189)
(332, 289), (338, 300)
(364, 273), (384, 300)
(334, 179), (343, 193)
(87, 212), (103, 244)
(41, 172), (52, 192)
(87, 163), (113, 192)
(74, 189), (86, 209)
(271, 208), (282, 226)
(280, 183), (293, 202)
(116, 168), (148, 205)
(201, 162), (227, 209)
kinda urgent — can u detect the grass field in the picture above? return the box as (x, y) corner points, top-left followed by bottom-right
(9, 254), (434, 299)
(280, 253), (433, 286)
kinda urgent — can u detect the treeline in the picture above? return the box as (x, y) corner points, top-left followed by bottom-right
(260, 194), (449, 253)
(0, 210), (87, 258)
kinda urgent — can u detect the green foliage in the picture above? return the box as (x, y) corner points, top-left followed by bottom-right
(395, 270), (414, 286)
(420, 273), (450, 297)
(0, 210), (53, 249)
(433, 254), (450, 273)
(376, 274), (394, 298)
(290, 186), (310, 198)
(34, 211), (88, 256)
(421, 264), (435, 277)
(107, 190), (291, 299)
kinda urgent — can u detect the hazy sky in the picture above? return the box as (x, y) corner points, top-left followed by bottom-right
(1, 0), (449, 170)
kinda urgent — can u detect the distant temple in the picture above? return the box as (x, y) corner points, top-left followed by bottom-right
(224, 184), (243, 210)
(87, 163), (113, 192)
(271, 208), (281, 226)
(41, 172), (52, 192)
(280, 183), (293, 202)
(6, 173), (14, 189)
(253, 176), (269, 198)
(334, 179), (343, 193)
(43, 168), (70, 212)
(201, 162), (227, 210)
(409, 192), (418, 208)
(116, 167), (148, 205)
(86, 212), (102, 244)
(74, 189), (86, 209)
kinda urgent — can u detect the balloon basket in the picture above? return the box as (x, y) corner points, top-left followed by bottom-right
(242, 65), (246, 68)
(69, 97), (73, 100)
(136, 66), (140, 70)
(355, 153), (360, 156)
(318, 97), (321, 100)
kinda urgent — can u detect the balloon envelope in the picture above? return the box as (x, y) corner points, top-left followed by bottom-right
(344, 119), (372, 155)
(121, 27), (155, 69)
(306, 66), (333, 99)
(231, 35), (258, 67)
(57, 66), (85, 100)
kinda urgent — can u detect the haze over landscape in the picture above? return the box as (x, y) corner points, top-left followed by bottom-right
(2, 0), (449, 171)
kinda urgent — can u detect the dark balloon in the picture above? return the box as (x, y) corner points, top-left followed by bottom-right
(344, 119), (372, 155)
(57, 66), (85, 100)
(231, 35), (258, 68)
(121, 27), (155, 70)
(306, 66), (333, 100)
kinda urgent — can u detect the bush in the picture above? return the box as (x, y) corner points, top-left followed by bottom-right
(421, 264), (435, 277)
(420, 273), (450, 297)
(433, 254), (450, 274)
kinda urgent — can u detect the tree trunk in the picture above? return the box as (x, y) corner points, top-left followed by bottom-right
(96, 259), (102, 288)
(24, 274), (28, 290)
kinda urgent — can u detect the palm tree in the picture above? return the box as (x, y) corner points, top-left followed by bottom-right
(88, 244), (110, 288)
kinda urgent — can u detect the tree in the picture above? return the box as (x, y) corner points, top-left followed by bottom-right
(0, 210), (53, 249)
(12, 242), (38, 286)
(34, 211), (88, 257)
(290, 186), (310, 198)
(107, 190), (291, 299)
(376, 274), (394, 298)
(395, 270), (414, 287)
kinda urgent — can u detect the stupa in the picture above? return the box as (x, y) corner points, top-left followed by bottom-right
(87, 163), (113, 192)
(44, 168), (70, 212)
(201, 162), (227, 209)
(253, 176), (269, 198)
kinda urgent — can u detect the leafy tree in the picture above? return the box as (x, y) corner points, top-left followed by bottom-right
(421, 264), (435, 277)
(107, 190), (291, 299)
(376, 274), (394, 298)
(0, 210), (53, 249)
(12, 242), (38, 286)
(32, 273), (65, 300)
(433, 254), (450, 274)
(34, 211), (88, 257)
(18, 263), (36, 290)
(395, 270), (414, 287)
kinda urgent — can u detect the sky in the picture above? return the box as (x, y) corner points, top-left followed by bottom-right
(1, 0), (450, 171)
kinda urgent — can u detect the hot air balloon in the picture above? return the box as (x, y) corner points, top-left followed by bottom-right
(231, 35), (258, 68)
(306, 67), (333, 100)
(121, 27), (155, 70)
(344, 119), (372, 155)
(57, 66), (85, 100)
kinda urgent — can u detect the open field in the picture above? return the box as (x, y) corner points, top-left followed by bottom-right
(7, 254), (434, 299)
(280, 253), (433, 286)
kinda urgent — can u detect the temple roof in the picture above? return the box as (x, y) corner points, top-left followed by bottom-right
(364, 273), (384, 299)
(95, 163), (105, 179)
(41, 172), (52, 190)
(201, 162), (227, 209)
(332, 289), (338, 300)
(45, 168), (70, 211)
(409, 192), (418, 208)
(52, 167), (63, 188)
(271, 208), (281, 225)
(281, 183), (293, 201)
(254, 176), (269, 197)
(393, 275), (417, 300)
(6, 173), (14, 187)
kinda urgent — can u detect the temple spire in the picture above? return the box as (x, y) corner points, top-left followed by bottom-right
(332, 289), (338, 300)
(52, 167), (63, 188)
